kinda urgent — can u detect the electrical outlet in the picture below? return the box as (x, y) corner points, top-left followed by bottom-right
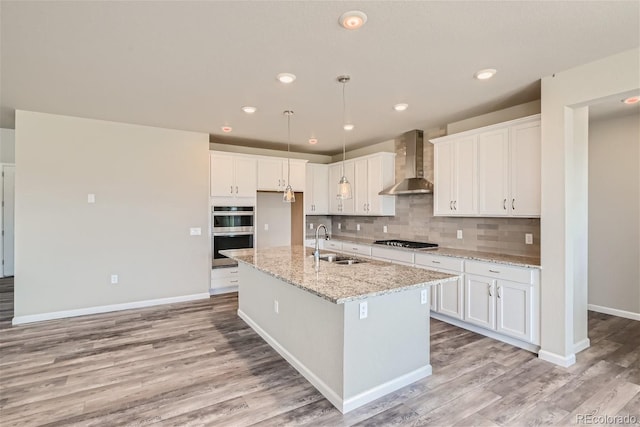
(421, 289), (428, 304)
(338, 223), (341, 230)
(309, 223), (313, 229)
(359, 301), (368, 319)
(383, 225), (388, 233)
(274, 300), (279, 314)
(87, 193), (96, 204)
(189, 227), (201, 236)
(525, 233), (533, 245)
(457, 230), (463, 239)
(356, 224), (361, 231)
(110, 274), (119, 284)
(264, 224), (269, 231)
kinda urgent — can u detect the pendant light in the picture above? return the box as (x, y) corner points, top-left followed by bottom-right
(283, 110), (296, 203)
(337, 75), (352, 200)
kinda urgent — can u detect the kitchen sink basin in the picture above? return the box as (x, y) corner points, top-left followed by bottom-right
(313, 253), (366, 265)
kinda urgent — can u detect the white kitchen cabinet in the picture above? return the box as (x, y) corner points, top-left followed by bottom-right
(323, 240), (343, 252)
(305, 164), (329, 215)
(353, 153), (395, 216)
(257, 157), (306, 192)
(496, 279), (532, 342)
(210, 266), (241, 295)
(341, 243), (372, 257)
(478, 118), (540, 217)
(415, 253), (464, 320)
(210, 152), (257, 198)
(329, 161), (355, 215)
(465, 274), (496, 330)
(432, 136), (477, 216)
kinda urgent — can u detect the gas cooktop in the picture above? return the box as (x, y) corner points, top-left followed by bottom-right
(373, 239), (438, 249)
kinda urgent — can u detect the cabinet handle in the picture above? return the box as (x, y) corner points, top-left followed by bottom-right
(352, 247), (358, 251)
(488, 284), (493, 297)
(497, 286), (502, 298)
(512, 198), (515, 210)
(367, 203), (370, 212)
(450, 201), (453, 210)
(503, 199), (507, 210)
(235, 186), (239, 193)
(229, 271), (238, 274)
(431, 260), (441, 264)
(363, 203), (367, 210)
(489, 269), (500, 274)
(230, 280), (238, 284)
(230, 185), (233, 194)
(453, 200), (457, 210)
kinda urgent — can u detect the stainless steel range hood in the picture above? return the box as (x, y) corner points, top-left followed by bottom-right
(379, 130), (434, 195)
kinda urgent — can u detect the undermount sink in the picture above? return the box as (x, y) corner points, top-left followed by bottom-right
(313, 253), (366, 265)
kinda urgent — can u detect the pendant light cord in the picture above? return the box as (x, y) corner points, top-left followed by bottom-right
(287, 113), (291, 184)
(342, 80), (346, 176)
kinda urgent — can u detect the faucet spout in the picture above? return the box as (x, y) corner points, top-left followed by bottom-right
(314, 224), (329, 263)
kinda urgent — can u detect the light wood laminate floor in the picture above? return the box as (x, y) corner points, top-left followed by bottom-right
(1, 279), (638, 426)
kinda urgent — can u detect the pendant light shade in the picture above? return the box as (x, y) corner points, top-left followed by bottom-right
(283, 110), (295, 203)
(337, 75), (352, 200)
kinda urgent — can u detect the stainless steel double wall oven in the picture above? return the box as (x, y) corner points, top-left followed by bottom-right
(211, 206), (254, 267)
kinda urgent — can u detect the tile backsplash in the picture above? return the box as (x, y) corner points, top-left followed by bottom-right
(307, 195), (540, 257)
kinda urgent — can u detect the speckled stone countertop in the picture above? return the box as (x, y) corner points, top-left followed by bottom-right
(219, 246), (458, 304)
(311, 236), (541, 268)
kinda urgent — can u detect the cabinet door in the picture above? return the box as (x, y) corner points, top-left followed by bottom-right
(510, 121), (541, 217)
(284, 160), (306, 192)
(439, 276), (464, 320)
(478, 128), (509, 216)
(434, 142), (455, 215)
(328, 163), (343, 214)
(354, 158), (369, 215)
(454, 136), (477, 215)
(257, 158), (283, 191)
(312, 164), (329, 215)
(305, 166), (315, 214)
(234, 157), (257, 197)
(430, 285), (439, 312)
(465, 274), (496, 330)
(496, 280), (532, 342)
(210, 153), (235, 197)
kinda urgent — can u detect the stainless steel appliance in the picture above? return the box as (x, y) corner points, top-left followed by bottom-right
(373, 239), (438, 249)
(212, 206), (255, 268)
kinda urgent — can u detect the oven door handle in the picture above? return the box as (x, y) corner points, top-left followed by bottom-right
(213, 231), (255, 236)
(212, 212), (254, 216)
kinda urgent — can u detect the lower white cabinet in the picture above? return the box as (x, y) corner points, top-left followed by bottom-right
(210, 267), (241, 295)
(415, 253), (464, 320)
(464, 274), (496, 330)
(341, 243), (372, 257)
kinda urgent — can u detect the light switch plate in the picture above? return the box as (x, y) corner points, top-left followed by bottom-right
(359, 301), (368, 319)
(421, 289), (428, 304)
(457, 230), (463, 239)
(309, 223), (314, 229)
(338, 223), (341, 230)
(189, 227), (201, 236)
(87, 193), (96, 204)
(383, 225), (388, 233)
(525, 233), (533, 244)
(110, 274), (118, 284)
(356, 224), (361, 231)
(264, 224), (269, 231)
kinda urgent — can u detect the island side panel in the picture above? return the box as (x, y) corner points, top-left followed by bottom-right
(342, 287), (431, 408)
(237, 264), (345, 402)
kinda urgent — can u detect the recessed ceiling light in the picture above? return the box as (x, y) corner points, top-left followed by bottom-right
(241, 106), (257, 114)
(339, 11), (367, 30)
(221, 126), (232, 133)
(474, 68), (497, 80)
(308, 138), (318, 145)
(276, 73), (296, 84)
(393, 103), (409, 112)
(622, 96), (640, 105)
(343, 124), (354, 131)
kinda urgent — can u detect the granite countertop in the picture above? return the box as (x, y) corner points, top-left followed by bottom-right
(219, 246), (458, 304)
(308, 236), (541, 268)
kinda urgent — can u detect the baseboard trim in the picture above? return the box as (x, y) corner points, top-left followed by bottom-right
(238, 308), (432, 414)
(430, 312), (540, 354)
(209, 285), (238, 295)
(573, 338), (591, 354)
(538, 349), (576, 367)
(588, 304), (640, 321)
(12, 293), (211, 325)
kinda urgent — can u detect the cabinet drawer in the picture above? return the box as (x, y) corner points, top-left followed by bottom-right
(465, 260), (532, 284)
(324, 240), (343, 251)
(341, 243), (372, 256)
(211, 267), (240, 279)
(370, 247), (414, 264)
(211, 275), (240, 289)
(415, 253), (463, 272)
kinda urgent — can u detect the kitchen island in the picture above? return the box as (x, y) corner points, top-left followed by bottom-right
(220, 245), (457, 413)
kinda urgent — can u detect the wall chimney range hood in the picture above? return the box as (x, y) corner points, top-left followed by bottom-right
(379, 130), (434, 195)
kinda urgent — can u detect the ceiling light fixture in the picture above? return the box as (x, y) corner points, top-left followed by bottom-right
(622, 96), (640, 105)
(393, 103), (409, 112)
(339, 11), (367, 30)
(221, 126), (232, 133)
(474, 68), (497, 80)
(276, 73), (296, 84)
(343, 123), (355, 131)
(241, 106), (257, 114)
(337, 75), (352, 200)
(283, 110), (296, 203)
(308, 138), (318, 145)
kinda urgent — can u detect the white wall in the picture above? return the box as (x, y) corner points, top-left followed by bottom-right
(588, 112), (640, 317)
(256, 192), (291, 249)
(0, 128), (16, 163)
(14, 111), (210, 320)
(539, 48), (639, 366)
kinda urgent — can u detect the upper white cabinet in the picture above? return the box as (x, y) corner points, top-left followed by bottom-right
(329, 161), (355, 215)
(433, 136), (477, 216)
(354, 153), (396, 216)
(210, 152), (257, 198)
(257, 157), (306, 192)
(478, 119), (541, 216)
(431, 114), (541, 218)
(305, 164), (329, 215)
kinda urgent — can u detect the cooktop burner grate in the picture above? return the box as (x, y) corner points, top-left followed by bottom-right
(373, 239), (438, 249)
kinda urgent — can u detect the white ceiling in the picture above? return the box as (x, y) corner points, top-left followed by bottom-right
(1, 1), (638, 155)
